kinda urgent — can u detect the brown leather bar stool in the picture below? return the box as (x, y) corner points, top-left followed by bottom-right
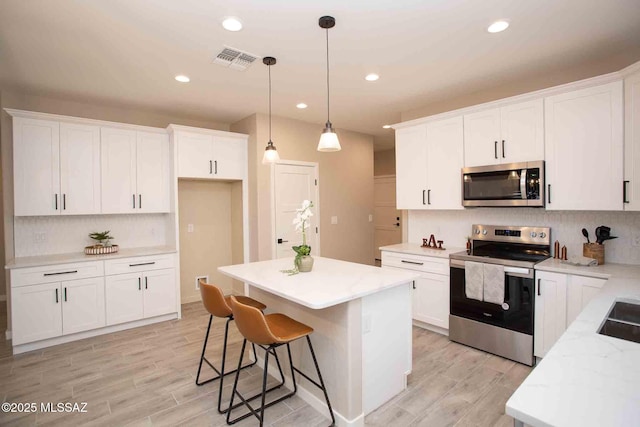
(227, 296), (335, 426)
(196, 280), (285, 413)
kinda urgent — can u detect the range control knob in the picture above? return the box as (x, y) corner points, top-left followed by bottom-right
(475, 229), (481, 235)
(530, 232), (537, 238)
(539, 232), (546, 238)
(482, 229), (488, 235)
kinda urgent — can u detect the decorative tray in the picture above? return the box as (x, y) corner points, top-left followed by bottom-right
(84, 245), (119, 255)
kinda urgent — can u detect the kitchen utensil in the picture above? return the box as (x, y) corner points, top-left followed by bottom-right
(600, 235), (618, 243)
(595, 226), (603, 244)
(581, 228), (590, 243)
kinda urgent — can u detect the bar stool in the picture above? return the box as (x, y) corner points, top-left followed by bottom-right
(227, 296), (335, 427)
(195, 280), (285, 413)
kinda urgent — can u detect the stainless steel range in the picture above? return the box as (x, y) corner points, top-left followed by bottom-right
(449, 224), (551, 366)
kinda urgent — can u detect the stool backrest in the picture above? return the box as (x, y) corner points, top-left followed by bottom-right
(229, 296), (278, 346)
(199, 280), (232, 318)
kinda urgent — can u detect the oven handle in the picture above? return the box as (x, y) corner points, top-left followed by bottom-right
(450, 259), (533, 278)
(520, 169), (527, 200)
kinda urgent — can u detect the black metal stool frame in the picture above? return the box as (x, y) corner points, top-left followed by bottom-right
(195, 314), (286, 413)
(226, 335), (336, 427)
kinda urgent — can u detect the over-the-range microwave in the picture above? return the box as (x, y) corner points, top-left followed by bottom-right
(461, 161), (545, 207)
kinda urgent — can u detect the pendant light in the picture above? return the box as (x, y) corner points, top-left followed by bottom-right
(317, 16), (341, 152)
(262, 56), (280, 164)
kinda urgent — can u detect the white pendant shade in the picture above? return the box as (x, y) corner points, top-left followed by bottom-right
(262, 144), (280, 164)
(317, 129), (341, 152)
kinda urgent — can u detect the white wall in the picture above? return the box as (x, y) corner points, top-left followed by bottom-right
(408, 209), (640, 265)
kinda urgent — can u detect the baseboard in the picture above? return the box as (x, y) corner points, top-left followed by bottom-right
(412, 319), (449, 336)
(181, 294), (202, 305)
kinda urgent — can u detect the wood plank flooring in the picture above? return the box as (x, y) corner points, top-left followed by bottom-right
(0, 301), (531, 426)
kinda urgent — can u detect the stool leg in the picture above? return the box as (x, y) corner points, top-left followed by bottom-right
(226, 338), (247, 425)
(216, 317), (232, 412)
(286, 343), (298, 394)
(195, 315), (213, 386)
(306, 336), (336, 426)
(258, 346), (270, 427)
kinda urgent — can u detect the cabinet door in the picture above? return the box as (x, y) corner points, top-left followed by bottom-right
(463, 108), (501, 167)
(143, 268), (176, 318)
(12, 283), (62, 345)
(499, 99), (544, 163)
(426, 116), (464, 210)
(105, 272), (144, 325)
(395, 125), (428, 209)
(136, 132), (170, 213)
(624, 69), (640, 210)
(534, 271), (568, 358)
(566, 275), (606, 326)
(177, 132), (213, 178)
(59, 123), (101, 214)
(62, 277), (106, 335)
(212, 136), (246, 180)
(413, 272), (450, 329)
(13, 118), (60, 216)
(101, 127), (137, 213)
(545, 81), (623, 210)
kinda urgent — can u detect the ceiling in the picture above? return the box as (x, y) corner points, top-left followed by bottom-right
(1, 0), (640, 151)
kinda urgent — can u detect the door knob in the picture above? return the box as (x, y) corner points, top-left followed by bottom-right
(277, 238), (289, 244)
(394, 223), (400, 226)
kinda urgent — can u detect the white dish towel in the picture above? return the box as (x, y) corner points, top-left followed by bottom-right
(483, 263), (505, 305)
(464, 261), (484, 301)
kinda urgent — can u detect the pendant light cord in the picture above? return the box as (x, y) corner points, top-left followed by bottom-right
(268, 63), (272, 142)
(325, 27), (330, 124)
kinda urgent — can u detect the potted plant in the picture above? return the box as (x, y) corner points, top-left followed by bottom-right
(282, 200), (314, 275)
(89, 231), (114, 247)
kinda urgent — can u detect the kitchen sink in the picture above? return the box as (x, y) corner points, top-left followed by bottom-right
(598, 301), (640, 344)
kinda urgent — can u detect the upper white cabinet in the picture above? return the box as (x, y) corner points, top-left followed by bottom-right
(395, 116), (463, 210)
(13, 118), (101, 216)
(624, 67), (640, 210)
(545, 81), (623, 210)
(173, 127), (247, 180)
(101, 127), (170, 213)
(463, 99), (544, 167)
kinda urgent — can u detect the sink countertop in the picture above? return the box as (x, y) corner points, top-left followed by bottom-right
(379, 243), (465, 259)
(506, 261), (640, 427)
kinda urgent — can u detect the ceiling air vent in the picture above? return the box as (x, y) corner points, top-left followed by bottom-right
(213, 47), (258, 71)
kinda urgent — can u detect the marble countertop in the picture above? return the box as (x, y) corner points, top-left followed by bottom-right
(379, 243), (465, 259)
(218, 256), (420, 310)
(6, 246), (177, 269)
(506, 262), (640, 427)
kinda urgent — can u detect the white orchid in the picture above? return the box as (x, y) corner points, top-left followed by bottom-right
(292, 200), (314, 233)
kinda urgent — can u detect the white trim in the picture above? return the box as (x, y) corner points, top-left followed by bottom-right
(392, 70), (623, 129)
(11, 313), (177, 354)
(620, 60), (640, 77)
(181, 294), (201, 305)
(166, 124), (248, 139)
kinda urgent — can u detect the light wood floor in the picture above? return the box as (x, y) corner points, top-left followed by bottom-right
(0, 301), (531, 426)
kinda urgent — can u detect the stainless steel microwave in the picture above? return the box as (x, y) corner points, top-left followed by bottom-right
(461, 161), (545, 207)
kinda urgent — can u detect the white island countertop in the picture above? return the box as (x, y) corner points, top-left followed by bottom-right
(218, 256), (420, 309)
(506, 260), (640, 427)
(379, 243), (465, 259)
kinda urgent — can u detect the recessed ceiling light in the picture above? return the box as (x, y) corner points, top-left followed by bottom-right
(487, 20), (509, 33)
(222, 17), (243, 32)
(296, 103), (308, 109)
(382, 125), (391, 129)
(175, 75), (190, 83)
(365, 73), (380, 81)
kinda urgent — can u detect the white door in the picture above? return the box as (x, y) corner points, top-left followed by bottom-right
(395, 125), (428, 209)
(426, 116), (464, 209)
(534, 271), (568, 358)
(105, 272), (144, 325)
(62, 277), (106, 335)
(59, 123), (101, 215)
(413, 273), (449, 329)
(374, 176), (401, 263)
(499, 99), (544, 163)
(566, 275), (606, 326)
(463, 108), (501, 167)
(12, 282), (62, 345)
(545, 81), (623, 210)
(177, 131), (213, 178)
(273, 163), (319, 259)
(13, 118), (60, 216)
(143, 268), (177, 318)
(212, 136), (245, 180)
(624, 69), (640, 210)
(101, 127), (137, 213)
(136, 132), (170, 213)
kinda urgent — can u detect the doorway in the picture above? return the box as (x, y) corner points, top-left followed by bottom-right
(374, 175), (402, 265)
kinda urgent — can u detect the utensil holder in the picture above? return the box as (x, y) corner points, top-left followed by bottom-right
(583, 243), (604, 265)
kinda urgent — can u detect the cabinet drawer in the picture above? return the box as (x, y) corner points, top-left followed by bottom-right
(381, 252), (449, 275)
(11, 261), (104, 287)
(104, 254), (175, 276)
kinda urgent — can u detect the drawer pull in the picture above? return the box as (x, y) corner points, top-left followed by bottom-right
(55, 288), (59, 303)
(401, 260), (424, 266)
(129, 262), (156, 267)
(44, 270), (78, 277)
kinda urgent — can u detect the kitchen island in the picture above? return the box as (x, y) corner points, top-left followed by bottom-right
(218, 256), (419, 427)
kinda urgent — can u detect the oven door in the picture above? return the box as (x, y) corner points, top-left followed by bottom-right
(449, 260), (534, 335)
(462, 161), (544, 207)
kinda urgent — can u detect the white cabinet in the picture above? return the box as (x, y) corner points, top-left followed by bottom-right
(143, 269), (177, 318)
(175, 128), (246, 180)
(61, 277), (106, 335)
(395, 116), (463, 210)
(101, 127), (170, 213)
(464, 99), (544, 167)
(545, 81), (624, 210)
(624, 68), (640, 210)
(105, 272), (144, 325)
(566, 275), (606, 326)
(381, 251), (449, 331)
(12, 118), (101, 216)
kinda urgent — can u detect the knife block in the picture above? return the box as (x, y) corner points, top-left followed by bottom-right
(583, 243), (604, 265)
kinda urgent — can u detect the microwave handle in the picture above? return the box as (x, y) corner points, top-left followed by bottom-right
(520, 169), (527, 200)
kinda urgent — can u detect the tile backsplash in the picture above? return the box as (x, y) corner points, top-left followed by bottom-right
(408, 209), (640, 265)
(14, 214), (169, 257)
